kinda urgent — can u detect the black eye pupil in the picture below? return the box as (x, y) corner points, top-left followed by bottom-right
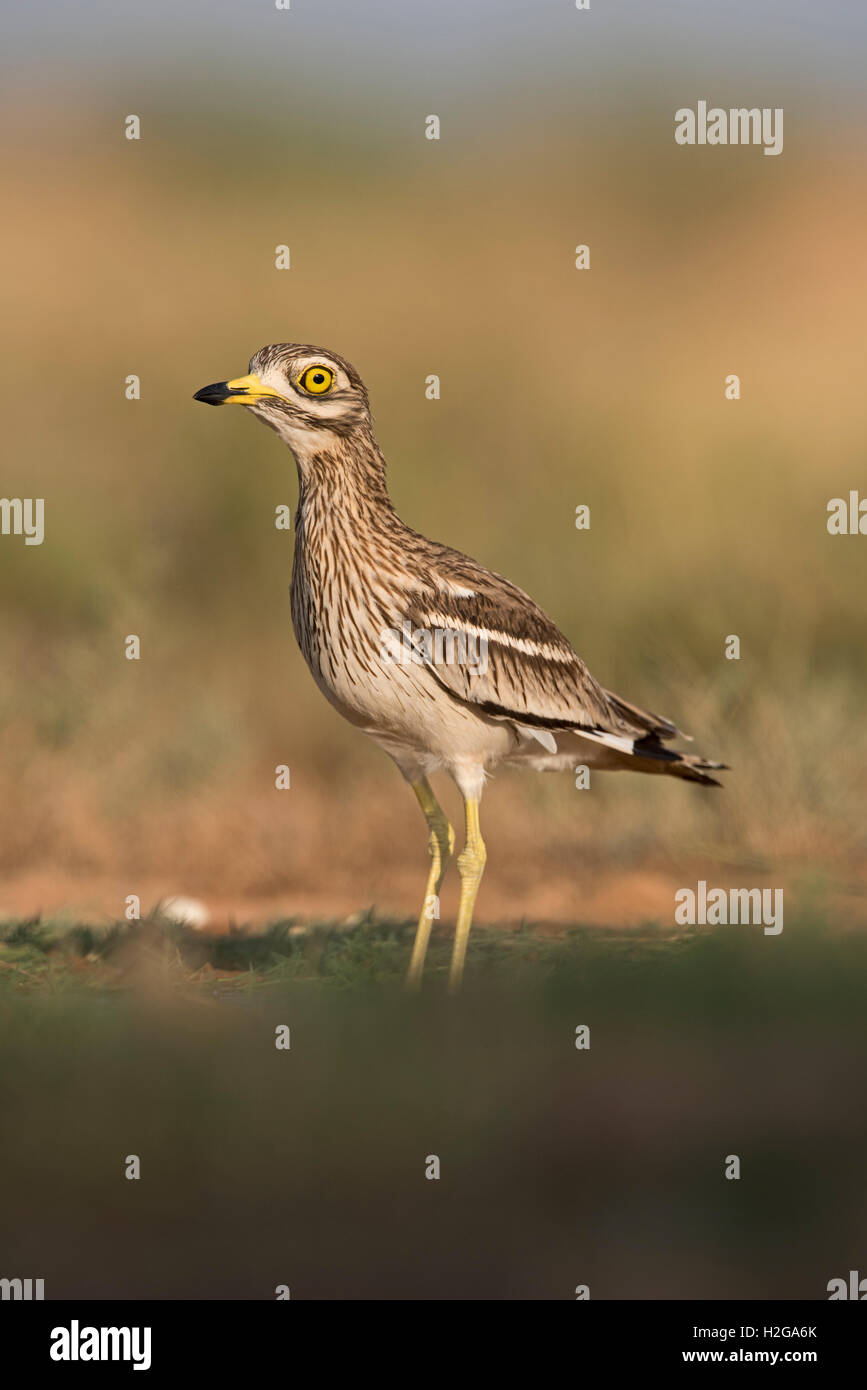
(313, 373), (324, 383)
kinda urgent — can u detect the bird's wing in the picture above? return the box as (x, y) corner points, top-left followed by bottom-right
(400, 550), (681, 744)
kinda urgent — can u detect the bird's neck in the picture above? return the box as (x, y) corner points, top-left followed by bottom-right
(292, 428), (398, 529)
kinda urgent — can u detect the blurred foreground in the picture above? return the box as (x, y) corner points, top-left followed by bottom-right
(1, 913), (865, 1299)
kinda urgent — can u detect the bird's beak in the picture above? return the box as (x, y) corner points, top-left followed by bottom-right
(193, 372), (283, 407)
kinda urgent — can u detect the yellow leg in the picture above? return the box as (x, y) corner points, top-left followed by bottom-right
(406, 778), (455, 989)
(449, 797), (486, 994)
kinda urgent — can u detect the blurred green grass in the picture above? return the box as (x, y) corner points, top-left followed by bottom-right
(2, 910), (866, 1011)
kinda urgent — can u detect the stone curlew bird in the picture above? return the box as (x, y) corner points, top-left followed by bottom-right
(194, 343), (725, 990)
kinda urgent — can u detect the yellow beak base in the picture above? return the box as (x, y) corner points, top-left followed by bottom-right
(193, 372), (283, 406)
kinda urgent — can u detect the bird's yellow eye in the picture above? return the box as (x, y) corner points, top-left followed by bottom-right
(298, 365), (335, 395)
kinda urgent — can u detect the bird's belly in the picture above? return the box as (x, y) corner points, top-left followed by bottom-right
(297, 615), (514, 763)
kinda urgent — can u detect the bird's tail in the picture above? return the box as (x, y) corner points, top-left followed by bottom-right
(629, 732), (727, 786)
(631, 751), (725, 786)
(573, 727), (728, 787)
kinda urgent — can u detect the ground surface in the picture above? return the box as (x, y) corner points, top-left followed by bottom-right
(2, 913), (866, 1300)
(0, 908), (860, 996)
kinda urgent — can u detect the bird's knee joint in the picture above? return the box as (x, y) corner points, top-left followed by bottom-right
(457, 840), (486, 880)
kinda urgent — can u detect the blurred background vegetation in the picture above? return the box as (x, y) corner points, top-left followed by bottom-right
(1, 3), (865, 931)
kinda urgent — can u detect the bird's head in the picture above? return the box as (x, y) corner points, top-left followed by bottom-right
(194, 343), (372, 457)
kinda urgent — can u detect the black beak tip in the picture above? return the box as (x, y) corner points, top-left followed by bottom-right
(193, 383), (229, 406)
